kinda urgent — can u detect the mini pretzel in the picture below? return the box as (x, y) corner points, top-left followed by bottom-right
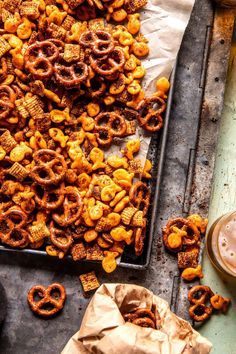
(163, 217), (200, 252)
(31, 149), (67, 186)
(90, 48), (125, 76)
(0, 207), (29, 248)
(54, 57), (88, 88)
(79, 30), (114, 56)
(52, 186), (83, 226)
(87, 77), (106, 98)
(188, 285), (214, 322)
(210, 294), (231, 313)
(0, 85), (16, 120)
(94, 112), (127, 146)
(129, 181), (150, 216)
(50, 220), (73, 252)
(24, 41), (59, 80)
(27, 283), (66, 317)
(137, 96), (166, 132)
(123, 308), (156, 328)
(33, 183), (65, 210)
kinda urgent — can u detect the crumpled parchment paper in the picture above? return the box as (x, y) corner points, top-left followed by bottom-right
(62, 283), (212, 354)
(108, 0), (196, 165)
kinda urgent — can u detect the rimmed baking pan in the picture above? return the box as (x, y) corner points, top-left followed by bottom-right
(0, 64), (176, 270)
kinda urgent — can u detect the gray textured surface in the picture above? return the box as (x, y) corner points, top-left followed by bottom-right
(0, 1), (217, 353)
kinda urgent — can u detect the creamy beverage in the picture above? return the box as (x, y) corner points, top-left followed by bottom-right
(207, 212), (236, 277)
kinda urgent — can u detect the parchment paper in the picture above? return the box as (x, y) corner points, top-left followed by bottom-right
(62, 283), (212, 354)
(108, 0), (196, 165)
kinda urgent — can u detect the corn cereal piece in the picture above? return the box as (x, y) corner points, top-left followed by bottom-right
(79, 271), (100, 295)
(48, 23), (67, 40)
(65, 0), (84, 9)
(86, 243), (103, 260)
(25, 95), (44, 117)
(3, 0), (22, 12)
(101, 233), (114, 246)
(128, 159), (142, 175)
(28, 222), (50, 243)
(88, 18), (104, 30)
(125, 0), (147, 14)
(121, 206), (137, 225)
(0, 130), (17, 153)
(7, 162), (28, 181)
(0, 37), (11, 58)
(63, 43), (81, 62)
(19, 1), (40, 19)
(95, 217), (113, 232)
(132, 210), (144, 227)
(71, 242), (86, 261)
(15, 98), (30, 119)
(61, 15), (76, 30)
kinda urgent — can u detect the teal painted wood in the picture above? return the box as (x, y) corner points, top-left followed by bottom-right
(199, 28), (236, 354)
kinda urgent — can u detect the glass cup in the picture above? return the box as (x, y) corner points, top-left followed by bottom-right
(206, 211), (236, 277)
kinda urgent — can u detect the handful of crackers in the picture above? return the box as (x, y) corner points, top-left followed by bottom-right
(0, 0), (170, 272)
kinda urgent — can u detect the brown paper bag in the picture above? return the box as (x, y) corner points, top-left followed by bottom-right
(62, 283), (212, 354)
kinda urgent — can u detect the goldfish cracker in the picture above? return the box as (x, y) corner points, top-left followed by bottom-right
(132, 41), (149, 58)
(46, 245), (64, 259)
(17, 18), (34, 39)
(67, 141), (83, 161)
(107, 212), (121, 227)
(89, 147), (106, 170)
(96, 174), (114, 187)
(112, 9), (127, 22)
(78, 112), (94, 131)
(110, 227), (133, 244)
(33, 0), (46, 11)
(127, 89), (145, 109)
(10, 142), (32, 162)
(50, 108), (69, 123)
(113, 169), (134, 183)
(123, 139), (140, 160)
(187, 214), (208, 234)
(43, 88), (61, 104)
(84, 229), (98, 242)
(133, 66), (146, 79)
(167, 226), (187, 249)
(96, 200), (110, 212)
(121, 72), (133, 85)
(101, 184), (122, 202)
(104, 95), (115, 106)
(124, 54), (139, 71)
(127, 80), (141, 95)
(155, 77), (170, 98)
(4, 13), (21, 33)
(102, 251), (118, 273)
(48, 9), (67, 25)
(82, 210), (95, 227)
(109, 81), (125, 95)
(89, 204), (103, 220)
(49, 128), (68, 148)
(77, 173), (91, 190)
(0, 147), (6, 160)
(119, 31), (134, 46)
(127, 14), (140, 35)
(87, 102), (100, 117)
(29, 131), (47, 150)
(3, 34), (23, 49)
(85, 132), (98, 147)
(142, 159), (152, 179)
(109, 190), (126, 207)
(181, 265), (203, 281)
(120, 45), (130, 60)
(68, 22), (87, 42)
(14, 68), (27, 81)
(107, 155), (128, 169)
(113, 196), (130, 213)
(10, 47), (24, 69)
(107, 0), (124, 11)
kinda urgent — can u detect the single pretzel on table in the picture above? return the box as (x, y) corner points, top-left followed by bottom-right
(79, 30), (114, 56)
(90, 47), (125, 76)
(27, 283), (66, 317)
(31, 149), (67, 187)
(0, 206), (29, 248)
(52, 186), (83, 227)
(188, 285), (214, 322)
(137, 96), (166, 132)
(129, 181), (150, 216)
(50, 220), (73, 252)
(24, 40), (59, 80)
(0, 85), (16, 120)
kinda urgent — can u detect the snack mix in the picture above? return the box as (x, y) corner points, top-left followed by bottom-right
(0, 0), (170, 272)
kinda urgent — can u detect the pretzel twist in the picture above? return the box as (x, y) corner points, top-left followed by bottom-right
(90, 48), (125, 76)
(27, 283), (66, 317)
(94, 112), (127, 146)
(31, 149), (67, 186)
(54, 57), (88, 88)
(0, 207), (29, 248)
(52, 186), (83, 226)
(50, 220), (73, 252)
(129, 181), (150, 216)
(0, 85), (16, 119)
(188, 285), (214, 322)
(137, 96), (166, 132)
(79, 30), (114, 56)
(25, 41), (59, 80)
(33, 183), (65, 210)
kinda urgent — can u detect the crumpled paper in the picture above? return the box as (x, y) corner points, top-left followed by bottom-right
(62, 284), (212, 354)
